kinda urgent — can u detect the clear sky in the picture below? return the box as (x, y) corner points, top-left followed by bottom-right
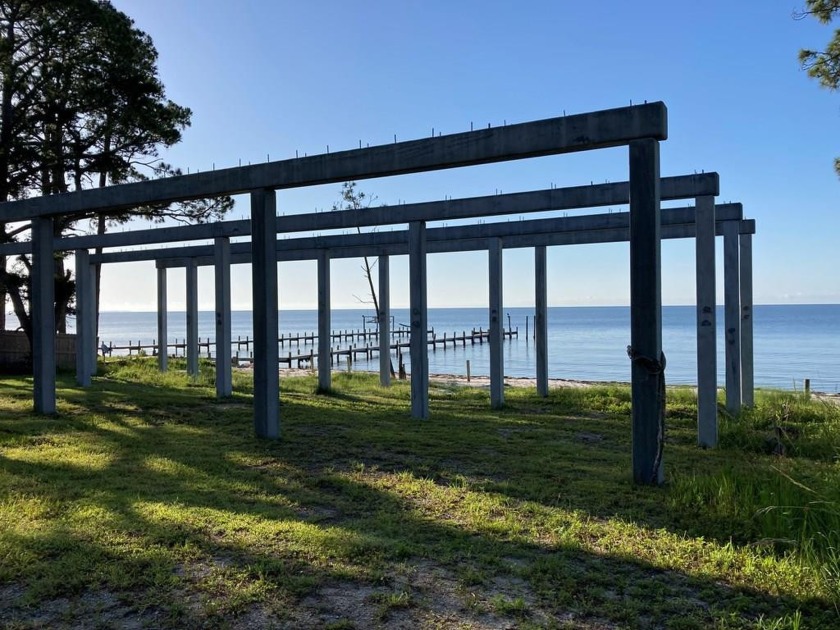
(99, 0), (839, 311)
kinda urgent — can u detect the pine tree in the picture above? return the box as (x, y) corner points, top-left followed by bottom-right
(0, 1), (231, 346)
(799, 0), (840, 175)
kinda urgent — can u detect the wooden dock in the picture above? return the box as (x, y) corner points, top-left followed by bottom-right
(101, 325), (519, 368)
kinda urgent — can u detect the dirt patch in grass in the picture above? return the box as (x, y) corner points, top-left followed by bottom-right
(0, 586), (161, 629)
(288, 558), (567, 629)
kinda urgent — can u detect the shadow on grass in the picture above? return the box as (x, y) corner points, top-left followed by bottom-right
(0, 371), (834, 628)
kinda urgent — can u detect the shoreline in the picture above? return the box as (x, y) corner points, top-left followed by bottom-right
(275, 367), (612, 389)
(272, 367), (840, 401)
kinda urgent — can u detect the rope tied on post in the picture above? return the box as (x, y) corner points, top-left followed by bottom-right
(626, 346), (667, 484)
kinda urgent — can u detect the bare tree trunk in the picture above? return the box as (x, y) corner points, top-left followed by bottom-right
(0, 257), (30, 340)
(4, 270), (30, 341)
(361, 254), (379, 315)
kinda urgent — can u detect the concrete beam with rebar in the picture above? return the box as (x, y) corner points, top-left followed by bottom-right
(1, 102), (708, 485)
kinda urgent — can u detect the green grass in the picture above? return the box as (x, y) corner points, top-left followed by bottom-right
(0, 358), (838, 628)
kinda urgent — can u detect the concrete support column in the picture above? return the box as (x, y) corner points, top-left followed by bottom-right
(317, 250), (331, 391)
(629, 138), (663, 485)
(86, 263), (97, 378)
(32, 217), (56, 414)
(535, 246), (548, 397)
(409, 221), (429, 419)
(739, 232), (754, 407)
(0, 251), (5, 331)
(251, 189), (280, 438)
(74, 249), (92, 387)
(186, 259), (199, 377)
(378, 255), (391, 387)
(214, 237), (232, 398)
(723, 221), (741, 414)
(157, 266), (168, 372)
(695, 196), (717, 447)
(489, 238), (504, 409)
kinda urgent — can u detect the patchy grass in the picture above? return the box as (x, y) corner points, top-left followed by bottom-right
(0, 358), (838, 628)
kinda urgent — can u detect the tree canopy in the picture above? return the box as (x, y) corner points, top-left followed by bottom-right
(798, 0), (840, 175)
(0, 0), (231, 343)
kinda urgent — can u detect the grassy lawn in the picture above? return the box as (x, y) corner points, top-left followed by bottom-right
(1, 359), (838, 629)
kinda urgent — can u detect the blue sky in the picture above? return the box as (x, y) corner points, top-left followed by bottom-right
(101, 0), (839, 311)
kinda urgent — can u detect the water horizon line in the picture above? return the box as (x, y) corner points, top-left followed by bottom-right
(97, 302), (840, 314)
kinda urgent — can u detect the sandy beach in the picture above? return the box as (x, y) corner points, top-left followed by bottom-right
(269, 366), (840, 403)
(274, 367), (604, 389)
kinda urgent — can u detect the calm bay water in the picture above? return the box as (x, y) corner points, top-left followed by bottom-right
(91, 304), (840, 393)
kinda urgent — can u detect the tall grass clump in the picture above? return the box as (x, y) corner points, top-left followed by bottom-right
(103, 356), (216, 388)
(723, 391), (840, 460)
(670, 391), (840, 601)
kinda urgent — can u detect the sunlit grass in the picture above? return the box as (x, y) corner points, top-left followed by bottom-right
(0, 357), (837, 627)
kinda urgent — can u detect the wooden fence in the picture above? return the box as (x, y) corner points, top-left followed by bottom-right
(0, 331), (76, 370)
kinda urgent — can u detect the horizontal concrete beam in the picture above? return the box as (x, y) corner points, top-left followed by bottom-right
(271, 173), (715, 234)
(0, 103), (667, 221)
(97, 203), (737, 265)
(98, 203), (743, 267)
(0, 172), (719, 256)
(152, 219), (754, 268)
(416, 219), (756, 257)
(95, 203), (741, 265)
